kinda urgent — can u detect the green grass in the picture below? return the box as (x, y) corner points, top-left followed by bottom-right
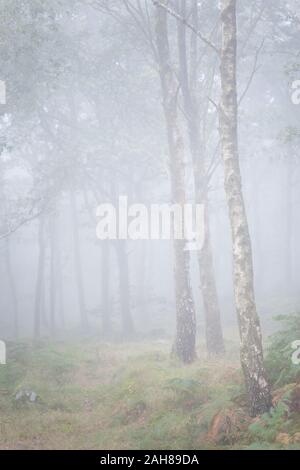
(0, 338), (299, 450)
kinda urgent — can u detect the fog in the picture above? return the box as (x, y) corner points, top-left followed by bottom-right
(0, 0), (299, 451)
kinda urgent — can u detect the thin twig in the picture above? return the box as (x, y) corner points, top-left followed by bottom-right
(238, 38), (265, 106)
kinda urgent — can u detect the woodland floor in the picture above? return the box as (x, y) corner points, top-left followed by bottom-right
(0, 337), (299, 450)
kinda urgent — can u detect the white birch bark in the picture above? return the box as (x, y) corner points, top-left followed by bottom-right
(219, 0), (271, 416)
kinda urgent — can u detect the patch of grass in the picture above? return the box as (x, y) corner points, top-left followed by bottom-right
(0, 337), (288, 450)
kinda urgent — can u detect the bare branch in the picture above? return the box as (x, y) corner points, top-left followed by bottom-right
(0, 204), (46, 240)
(238, 38), (265, 106)
(208, 96), (219, 112)
(152, 0), (220, 56)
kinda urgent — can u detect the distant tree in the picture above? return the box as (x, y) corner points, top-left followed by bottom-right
(175, 0), (225, 356)
(155, 0), (196, 363)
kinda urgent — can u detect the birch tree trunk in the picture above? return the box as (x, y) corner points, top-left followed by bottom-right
(219, 0), (271, 416)
(155, 0), (196, 363)
(176, 0), (225, 356)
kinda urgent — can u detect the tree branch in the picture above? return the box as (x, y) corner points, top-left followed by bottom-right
(152, 0), (220, 56)
(238, 38), (265, 106)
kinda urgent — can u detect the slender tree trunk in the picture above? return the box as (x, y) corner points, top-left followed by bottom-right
(176, 0), (224, 356)
(56, 238), (65, 330)
(219, 0), (271, 416)
(137, 243), (148, 328)
(250, 161), (263, 294)
(101, 241), (112, 336)
(114, 240), (135, 339)
(155, 0), (196, 363)
(5, 238), (19, 339)
(49, 214), (57, 336)
(34, 216), (46, 339)
(284, 160), (293, 291)
(70, 190), (89, 332)
(199, 203), (225, 354)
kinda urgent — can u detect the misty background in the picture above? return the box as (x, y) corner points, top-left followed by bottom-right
(0, 0), (299, 342)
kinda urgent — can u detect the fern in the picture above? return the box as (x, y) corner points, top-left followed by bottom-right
(265, 313), (300, 387)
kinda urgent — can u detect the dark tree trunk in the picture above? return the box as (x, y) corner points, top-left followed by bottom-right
(176, 0), (225, 356)
(219, 0), (271, 416)
(155, 0), (196, 363)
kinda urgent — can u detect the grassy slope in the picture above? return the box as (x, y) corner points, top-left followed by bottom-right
(0, 338), (298, 450)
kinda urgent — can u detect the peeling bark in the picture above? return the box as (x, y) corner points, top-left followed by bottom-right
(219, 0), (271, 416)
